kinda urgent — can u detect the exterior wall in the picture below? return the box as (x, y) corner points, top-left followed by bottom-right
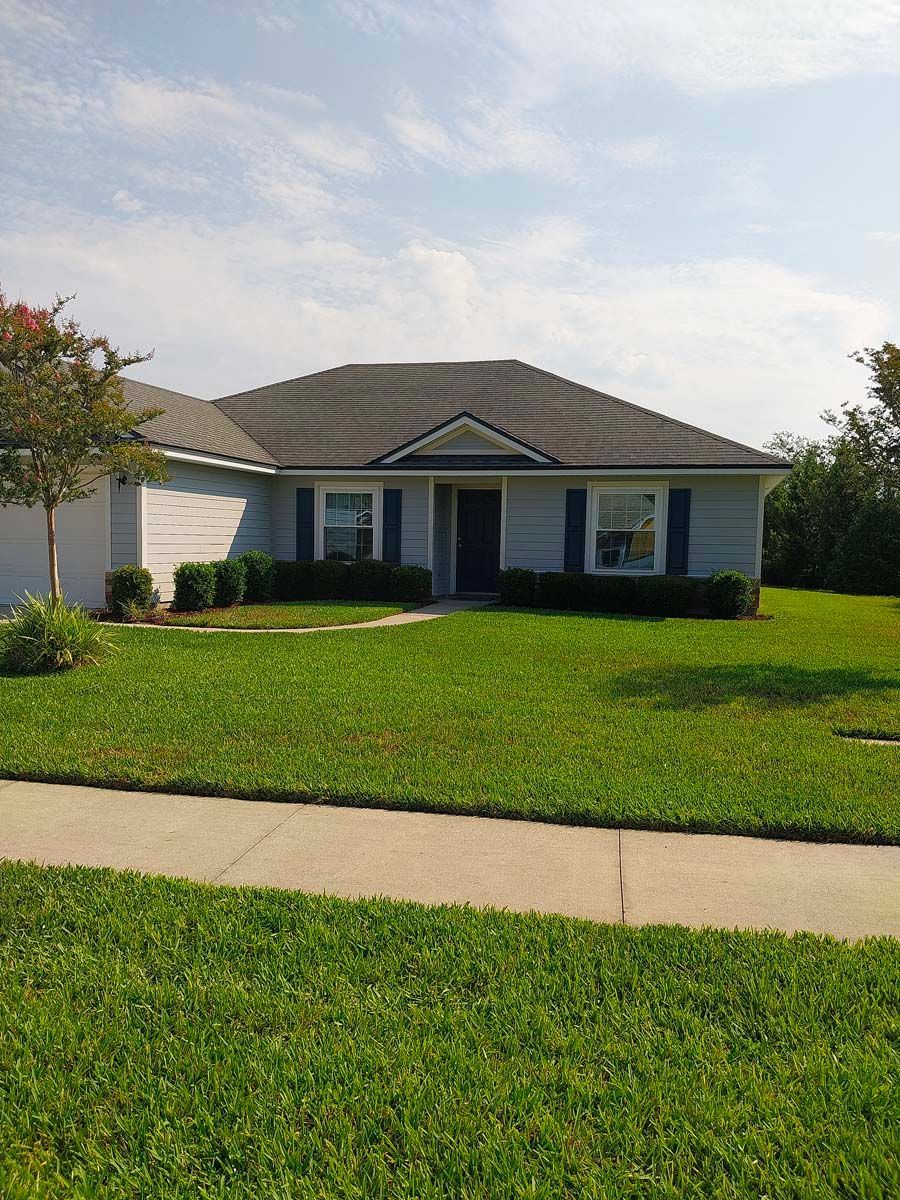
(109, 481), (138, 570)
(432, 483), (452, 595)
(144, 463), (273, 602)
(270, 476), (430, 567)
(505, 473), (762, 577)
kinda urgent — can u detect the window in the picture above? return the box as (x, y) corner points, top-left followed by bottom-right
(323, 491), (374, 561)
(590, 486), (665, 573)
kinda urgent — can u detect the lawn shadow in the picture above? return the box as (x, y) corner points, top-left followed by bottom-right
(491, 606), (664, 623)
(609, 663), (900, 709)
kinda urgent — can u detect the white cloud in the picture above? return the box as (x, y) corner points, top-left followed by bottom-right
(386, 87), (578, 178)
(348, 0), (900, 97)
(604, 137), (676, 169)
(255, 11), (297, 34)
(867, 230), (900, 243)
(111, 189), (144, 214)
(0, 204), (883, 443)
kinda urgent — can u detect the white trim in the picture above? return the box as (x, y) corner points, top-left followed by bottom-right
(426, 476), (435, 570)
(378, 414), (554, 464)
(499, 475), (508, 570)
(279, 466), (790, 479)
(755, 476), (765, 579)
(136, 484), (147, 568)
(314, 481), (383, 561)
(103, 475), (112, 572)
(161, 448), (277, 475)
(585, 481), (669, 576)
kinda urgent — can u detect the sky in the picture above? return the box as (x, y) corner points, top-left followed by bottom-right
(2, 0), (900, 449)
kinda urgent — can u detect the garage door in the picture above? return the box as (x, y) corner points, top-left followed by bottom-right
(0, 483), (108, 607)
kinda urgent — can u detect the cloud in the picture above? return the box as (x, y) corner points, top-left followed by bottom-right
(0, 203), (883, 444)
(867, 231), (900, 243)
(111, 189), (144, 214)
(386, 87), (578, 178)
(255, 11), (297, 34)
(347, 0), (900, 97)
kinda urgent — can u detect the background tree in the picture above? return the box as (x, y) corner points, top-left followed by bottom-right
(0, 292), (169, 602)
(763, 346), (900, 596)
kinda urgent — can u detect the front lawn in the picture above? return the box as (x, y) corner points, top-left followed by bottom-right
(164, 600), (413, 629)
(0, 588), (898, 842)
(1, 862), (896, 1198)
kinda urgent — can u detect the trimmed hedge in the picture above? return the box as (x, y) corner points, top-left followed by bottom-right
(498, 567), (537, 607)
(214, 558), (246, 607)
(706, 569), (755, 619)
(239, 550), (275, 601)
(274, 559), (432, 604)
(173, 562), (217, 612)
(109, 565), (154, 617)
(492, 567), (755, 619)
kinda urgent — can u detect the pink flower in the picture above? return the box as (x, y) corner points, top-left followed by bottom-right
(1, 331), (11, 341)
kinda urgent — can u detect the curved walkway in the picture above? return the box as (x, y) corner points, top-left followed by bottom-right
(110, 598), (492, 634)
(2, 780), (898, 940)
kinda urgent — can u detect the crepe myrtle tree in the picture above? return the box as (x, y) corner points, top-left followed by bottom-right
(0, 291), (169, 603)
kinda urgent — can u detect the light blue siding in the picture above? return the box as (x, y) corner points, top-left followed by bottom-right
(432, 483), (452, 594)
(270, 477), (430, 566)
(417, 430), (518, 455)
(504, 474), (762, 577)
(109, 481), (138, 569)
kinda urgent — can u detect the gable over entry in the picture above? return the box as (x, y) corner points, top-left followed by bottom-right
(372, 412), (558, 465)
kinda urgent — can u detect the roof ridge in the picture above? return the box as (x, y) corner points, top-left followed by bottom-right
(510, 360), (789, 465)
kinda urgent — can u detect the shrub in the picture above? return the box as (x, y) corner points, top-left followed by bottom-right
(109, 564), (154, 618)
(173, 562), (216, 612)
(312, 559), (351, 600)
(706, 569), (755, 618)
(393, 565), (432, 603)
(636, 575), (699, 617)
(273, 560), (317, 600)
(239, 549), (275, 601)
(0, 594), (114, 674)
(213, 558), (246, 607)
(536, 571), (595, 611)
(591, 575), (638, 614)
(498, 567), (536, 607)
(346, 558), (395, 600)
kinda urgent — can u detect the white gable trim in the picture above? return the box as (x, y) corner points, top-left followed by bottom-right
(378, 414), (554, 464)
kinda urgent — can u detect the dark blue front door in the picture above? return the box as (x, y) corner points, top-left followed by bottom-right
(456, 489), (501, 593)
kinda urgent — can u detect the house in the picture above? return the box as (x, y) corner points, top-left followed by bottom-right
(0, 359), (790, 606)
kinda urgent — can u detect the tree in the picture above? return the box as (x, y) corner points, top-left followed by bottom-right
(828, 342), (900, 486)
(0, 292), (169, 602)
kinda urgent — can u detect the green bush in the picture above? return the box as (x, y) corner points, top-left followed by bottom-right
(636, 575), (699, 617)
(109, 564), (154, 617)
(173, 562), (217, 612)
(498, 567), (536, 607)
(239, 550), (275, 601)
(392, 565), (432, 603)
(591, 576), (638, 614)
(346, 558), (395, 600)
(213, 558), (246, 607)
(536, 571), (596, 611)
(706, 570), (755, 618)
(273, 560), (316, 600)
(0, 594), (114, 674)
(312, 559), (351, 600)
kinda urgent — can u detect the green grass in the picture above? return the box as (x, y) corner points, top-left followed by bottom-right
(164, 600), (413, 629)
(1, 861), (897, 1199)
(0, 587), (898, 843)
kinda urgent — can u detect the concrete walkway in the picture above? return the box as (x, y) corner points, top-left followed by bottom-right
(117, 598), (493, 634)
(2, 781), (898, 939)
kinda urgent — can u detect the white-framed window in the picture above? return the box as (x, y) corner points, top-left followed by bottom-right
(587, 483), (667, 574)
(316, 484), (383, 561)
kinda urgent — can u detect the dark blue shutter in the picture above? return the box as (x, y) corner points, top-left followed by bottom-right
(382, 489), (402, 564)
(564, 488), (587, 572)
(665, 488), (691, 575)
(295, 487), (314, 561)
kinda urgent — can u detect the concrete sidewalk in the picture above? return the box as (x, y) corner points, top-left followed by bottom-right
(1, 779), (897, 940)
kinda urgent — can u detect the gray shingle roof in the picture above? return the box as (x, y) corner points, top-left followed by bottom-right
(214, 360), (788, 470)
(122, 378), (277, 466)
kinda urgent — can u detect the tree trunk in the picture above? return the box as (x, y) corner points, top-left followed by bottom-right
(46, 505), (61, 603)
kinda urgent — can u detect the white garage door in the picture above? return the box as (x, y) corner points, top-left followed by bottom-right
(0, 482), (108, 608)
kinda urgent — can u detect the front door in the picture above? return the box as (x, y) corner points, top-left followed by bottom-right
(456, 489), (501, 593)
